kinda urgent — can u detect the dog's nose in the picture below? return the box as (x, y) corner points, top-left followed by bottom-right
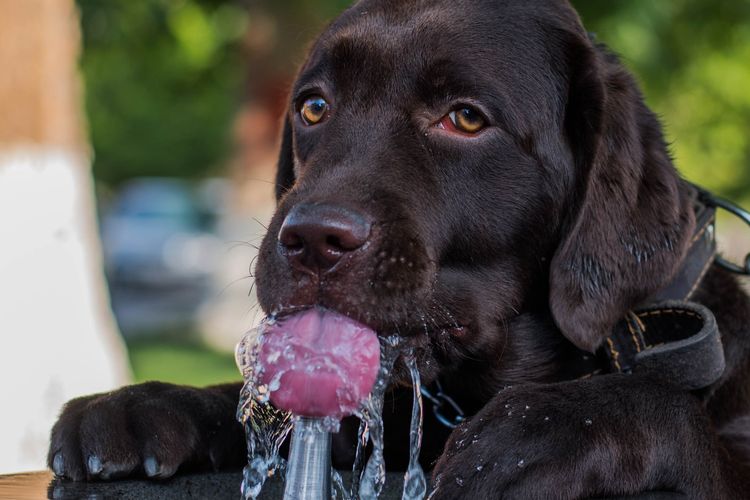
(278, 203), (371, 272)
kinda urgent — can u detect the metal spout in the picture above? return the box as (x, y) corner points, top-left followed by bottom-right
(283, 417), (332, 500)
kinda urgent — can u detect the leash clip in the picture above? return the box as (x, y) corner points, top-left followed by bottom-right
(701, 190), (750, 275)
(420, 380), (465, 429)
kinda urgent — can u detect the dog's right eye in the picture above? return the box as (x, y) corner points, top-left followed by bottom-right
(300, 96), (330, 125)
(435, 106), (487, 136)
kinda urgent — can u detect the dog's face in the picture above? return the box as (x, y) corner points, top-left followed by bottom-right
(255, 0), (695, 393)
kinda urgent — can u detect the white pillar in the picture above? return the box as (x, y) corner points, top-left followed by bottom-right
(0, 0), (131, 473)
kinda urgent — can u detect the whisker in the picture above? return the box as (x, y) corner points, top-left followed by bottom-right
(248, 254), (260, 277)
(252, 217), (269, 231)
(225, 241), (260, 252)
(218, 275), (254, 297)
(245, 176), (286, 188)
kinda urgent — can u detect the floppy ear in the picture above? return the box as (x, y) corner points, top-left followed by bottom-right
(549, 43), (696, 352)
(274, 114), (296, 202)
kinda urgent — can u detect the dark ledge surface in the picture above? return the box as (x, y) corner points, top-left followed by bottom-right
(0, 471), (685, 499)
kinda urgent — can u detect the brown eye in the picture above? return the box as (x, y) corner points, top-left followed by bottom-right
(448, 107), (486, 134)
(300, 96), (329, 125)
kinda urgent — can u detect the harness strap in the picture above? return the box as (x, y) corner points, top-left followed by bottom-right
(603, 301), (725, 390)
(649, 189), (717, 303)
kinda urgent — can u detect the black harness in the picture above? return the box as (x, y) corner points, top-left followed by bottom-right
(423, 184), (750, 428)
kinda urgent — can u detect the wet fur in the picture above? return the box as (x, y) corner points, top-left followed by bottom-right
(49, 1), (750, 497)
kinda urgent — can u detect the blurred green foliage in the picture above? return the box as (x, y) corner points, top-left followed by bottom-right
(77, 0), (249, 185)
(77, 0), (750, 200)
(574, 0), (750, 203)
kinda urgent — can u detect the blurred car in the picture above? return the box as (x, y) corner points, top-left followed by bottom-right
(101, 178), (222, 285)
(100, 178), (225, 334)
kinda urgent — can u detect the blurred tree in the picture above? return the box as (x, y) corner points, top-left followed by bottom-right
(573, 0), (750, 203)
(76, 0), (249, 185)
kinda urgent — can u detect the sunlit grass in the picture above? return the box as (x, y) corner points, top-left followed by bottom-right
(127, 338), (240, 387)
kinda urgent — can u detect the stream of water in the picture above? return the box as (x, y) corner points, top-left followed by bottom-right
(401, 349), (427, 500)
(236, 325), (429, 499)
(236, 323), (294, 499)
(354, 335), (402, 499)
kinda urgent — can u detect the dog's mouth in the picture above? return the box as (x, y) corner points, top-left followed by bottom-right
(256, 307), (381, 418)
(260, 303), (470, 396)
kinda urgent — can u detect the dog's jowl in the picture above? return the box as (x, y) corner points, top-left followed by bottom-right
(48, 1), (750, 498)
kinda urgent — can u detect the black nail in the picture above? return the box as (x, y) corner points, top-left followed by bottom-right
(52, 453), (64, 476)
(143, 457), (160, 477)
(87, 455), (103, 475)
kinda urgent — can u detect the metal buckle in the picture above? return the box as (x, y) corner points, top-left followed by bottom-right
(420, 380), (465, 429)
(702, 191), (750, 275)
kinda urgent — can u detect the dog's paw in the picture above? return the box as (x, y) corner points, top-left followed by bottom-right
(429, 374), (713, 499)
(47, 382), (245, 481)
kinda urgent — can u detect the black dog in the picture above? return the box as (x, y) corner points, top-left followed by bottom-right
(49, 0), (750, 497)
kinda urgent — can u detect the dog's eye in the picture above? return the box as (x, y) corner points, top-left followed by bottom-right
(438, 107), (486, 135)
(300, 96), (329, 125)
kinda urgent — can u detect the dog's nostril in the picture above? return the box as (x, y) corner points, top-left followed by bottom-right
(325, 235), (344, 252)
(278, 203), (371, 272)
(280, 232), (304, 252)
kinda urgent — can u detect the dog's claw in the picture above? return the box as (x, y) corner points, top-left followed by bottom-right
(143, 457), (160, 478)
(52, 453), (64, 477)
(87, 455), (103, 476)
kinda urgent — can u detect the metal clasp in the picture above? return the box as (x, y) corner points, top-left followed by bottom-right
(420, 380), (465, 429)
(702, 191), (750, 275)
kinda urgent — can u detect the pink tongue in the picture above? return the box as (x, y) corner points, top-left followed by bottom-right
(258, 309), (380, 418)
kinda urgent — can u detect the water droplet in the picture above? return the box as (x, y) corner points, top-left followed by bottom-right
(524, 405), (530, 411)
(517, 459), (525, 468)
(544, 416), (550, 422)
(283, 345), (295, 361)
(476, 464), (484, 472)
(268, 377), (281, 392)
(455, 476), (464, 486)
(584, 418), (592, 426)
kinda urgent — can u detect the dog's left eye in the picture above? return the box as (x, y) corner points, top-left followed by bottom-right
(438, 107), (486, 135)
(300, 96), (330, 125)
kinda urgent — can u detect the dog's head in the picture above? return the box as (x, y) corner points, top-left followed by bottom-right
(254, 0), (695, 390)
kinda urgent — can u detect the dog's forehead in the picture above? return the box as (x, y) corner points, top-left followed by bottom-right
(298, 0), (581, 98)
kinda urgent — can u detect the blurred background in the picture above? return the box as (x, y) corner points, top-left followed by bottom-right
(0, 0), (748, 474)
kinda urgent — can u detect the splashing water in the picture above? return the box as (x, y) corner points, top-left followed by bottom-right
(349, 418), (369, 495)
(237, 319), (430, 500)
(235, 324), (294, 499)
(401, 349), (427, 500)
(331, 469), (351, 500)
(356, 335), (402, 499)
